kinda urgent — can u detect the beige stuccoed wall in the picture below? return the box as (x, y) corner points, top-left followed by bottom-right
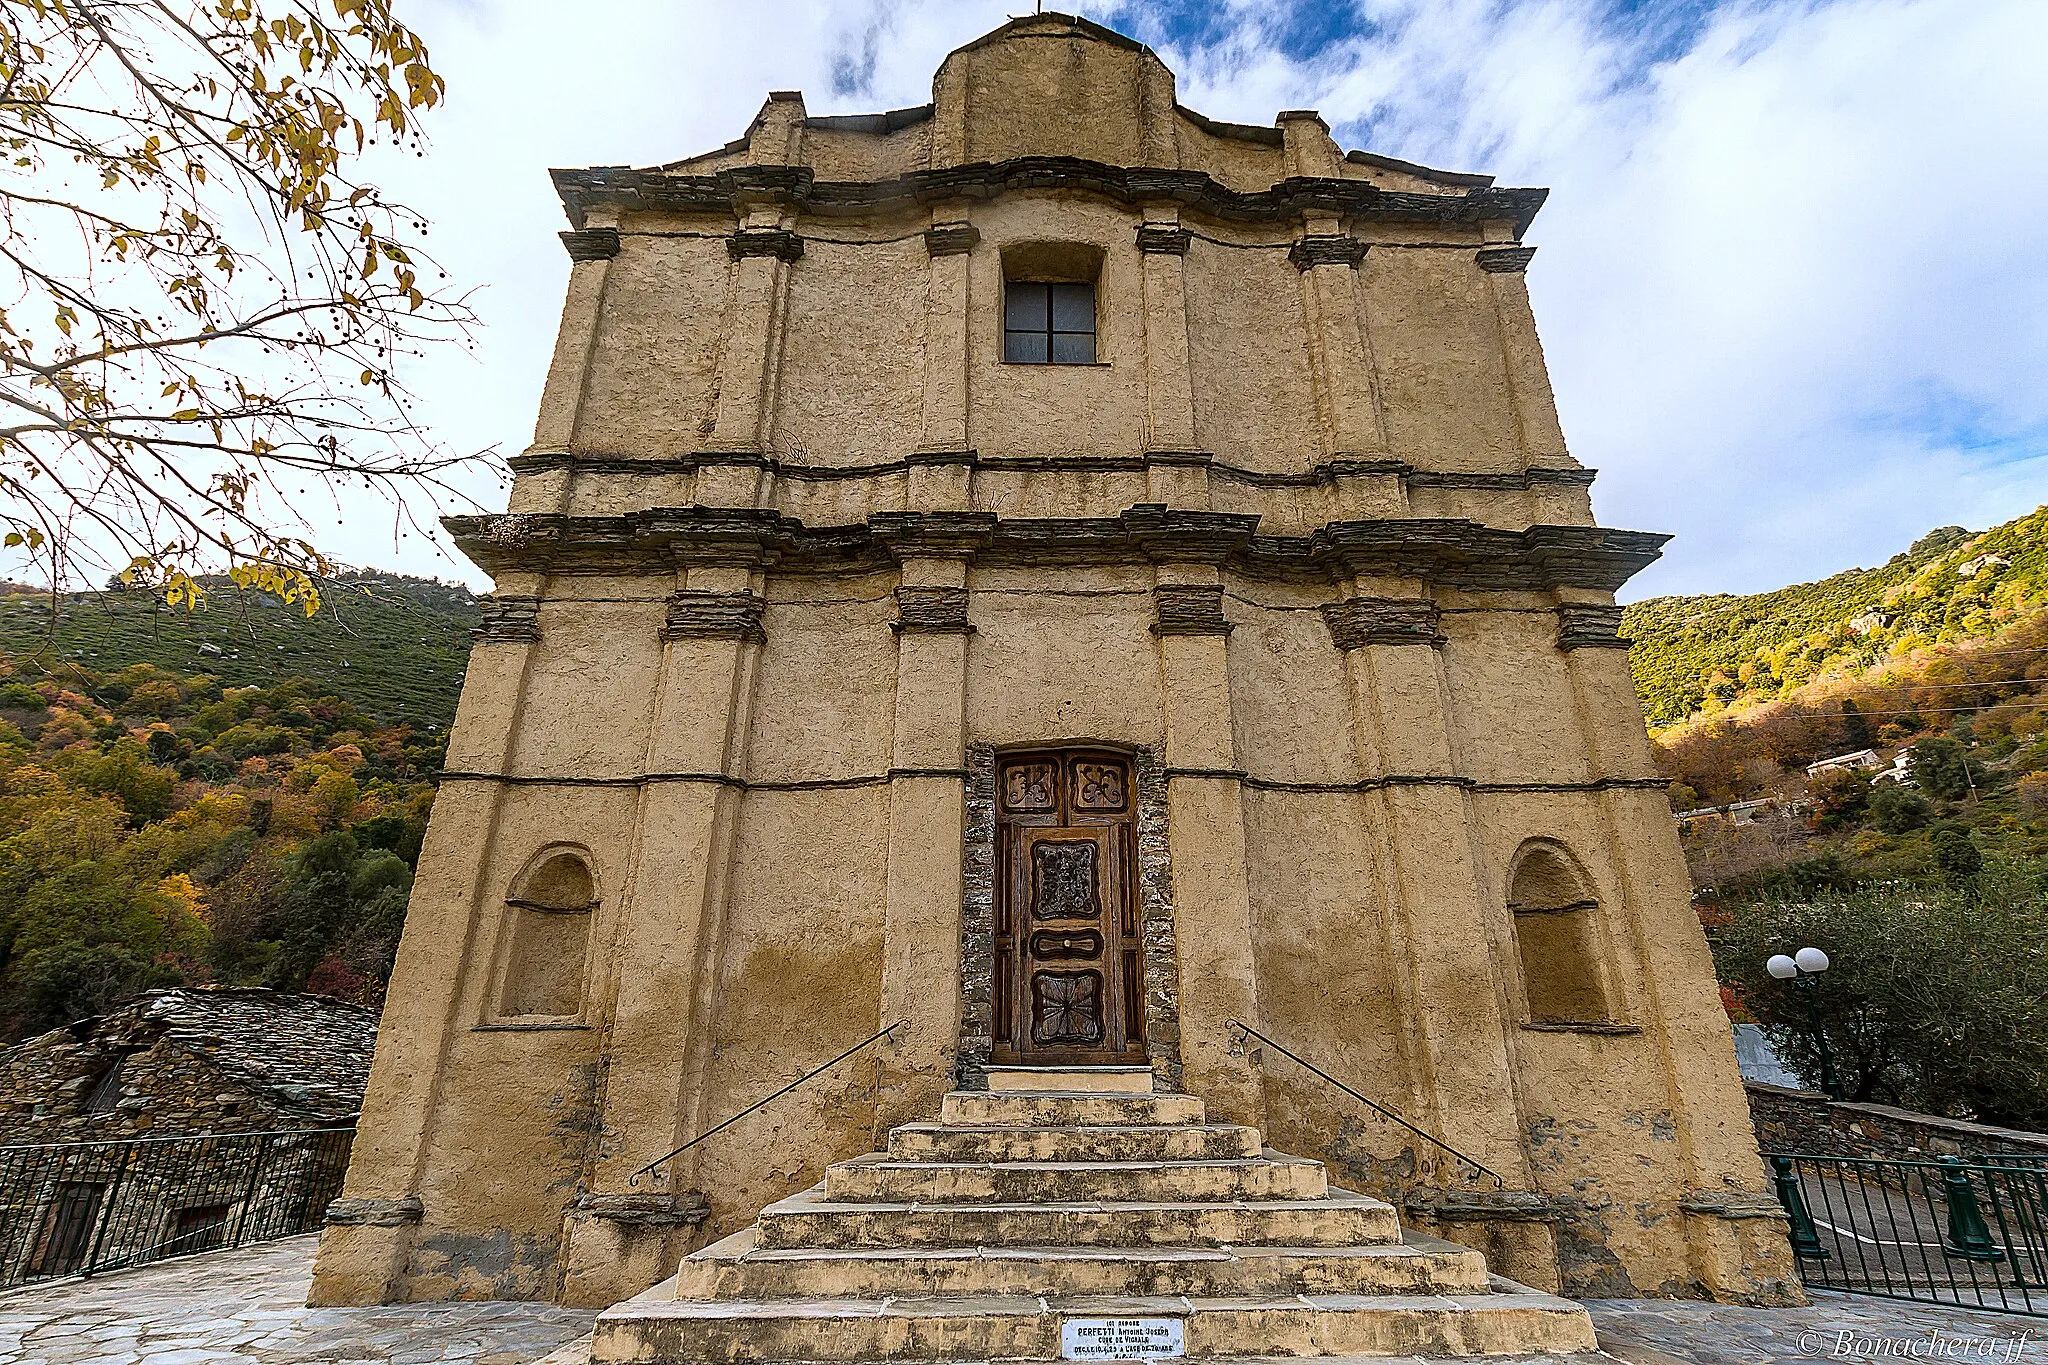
(311, 11), (1798, 1314)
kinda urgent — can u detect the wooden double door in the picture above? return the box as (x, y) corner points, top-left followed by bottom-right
(992, 748), (1146, 1066)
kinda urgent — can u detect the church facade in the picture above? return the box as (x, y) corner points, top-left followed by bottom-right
(311, 14), (1797, 1313)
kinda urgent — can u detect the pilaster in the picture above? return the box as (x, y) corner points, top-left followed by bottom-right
(1552, 595), (1799, 1301)
(1128, 510), (1265, 1124)
(309, 576), (548, 1306)
(558, 553), (768, 1306)
(514, 224), (620, 516)
(1321, 571), (1552, 1284)
(872, 514), (992, 1134)
(707, 205), (801, 463)
(1477, 238), (1572, 469)
(916, 212), (976, 509)
(1294, 214), (1387, 458)
(1136, 212), (1201, 504)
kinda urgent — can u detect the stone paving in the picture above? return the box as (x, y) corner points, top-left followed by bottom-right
(0, 1235), (596, 1364)
(0, 1233), (2042, 1364)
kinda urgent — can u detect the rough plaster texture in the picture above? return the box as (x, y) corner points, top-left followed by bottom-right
(310, 11), (1797, 1317)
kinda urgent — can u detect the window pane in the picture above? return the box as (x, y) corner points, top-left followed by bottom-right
(1050, 283), (1095, 333)
(1004, 282), (1049, 331)
(1005, 330), (1049, 364)
(1050, 331), (1095, 364)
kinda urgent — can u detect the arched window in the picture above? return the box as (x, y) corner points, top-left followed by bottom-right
(1507, 842), (1615, 1025)
(497, 848), (598, 1020)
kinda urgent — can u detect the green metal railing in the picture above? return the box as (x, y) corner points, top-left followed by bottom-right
(1767, 1151), (2048, 1317)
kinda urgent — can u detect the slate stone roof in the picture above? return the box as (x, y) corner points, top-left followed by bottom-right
(0, 987), (377, 1144)
(111, 988), (377, 1122)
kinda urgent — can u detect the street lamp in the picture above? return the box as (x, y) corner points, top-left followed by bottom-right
(1766, 947), (1839, 1100)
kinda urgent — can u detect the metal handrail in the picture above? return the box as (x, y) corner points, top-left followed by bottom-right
(627, 1020), (905, 1187)
(1227, 1019), (1507, 1189)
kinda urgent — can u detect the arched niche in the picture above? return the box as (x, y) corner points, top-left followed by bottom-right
(497, 847), (599, 1020)
(1506, 840), (1616, 1026)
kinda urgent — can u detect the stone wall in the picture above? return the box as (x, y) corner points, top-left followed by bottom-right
(0, 989), (373, 1146)
(1747, 1082), (2048, 1163)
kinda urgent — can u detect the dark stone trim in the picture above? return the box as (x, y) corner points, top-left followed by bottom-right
(324, 1195), (422, 1227)
(893, 585), (973, 634)
(445, 507), (1668, 593)
(1477, 246), (1538, 274)
(1160, 769), (1671, 796)
(472, 1021), (593, 1032)
(1151, 583), (1231, 636)
(1321, 597), (1443, 650)
(1520, 1021), (1643, 1036)
(569, 1191), (709, 1227)
(434, 768), (969, 791)
(662, 590), (767, 642)
(956, 744), (1183, 1095)
(1556, 603), (1629, 650)
(871, 510), (998, 559)
(957, 745), (997, 1091)
(1133, 746), (1185, 1095)
(473, 596), (540, 644)
(507, 447), (1597, 493)
(728, 228), (805, 262)
(1404, 1188), (1559, 1223)
(1289, 234), (1369, 270)
(559, 227), (621, 261)
(923, 223), (979, 256)
(552, 157), (1548, 237)
(1136, 225), (1191, 255)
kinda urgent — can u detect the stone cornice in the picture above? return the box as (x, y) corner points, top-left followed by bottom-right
(663, 590), (768, 642)
(923, 223), (980, 255)
(1135, 224), (1191, 255)
(1477, 245), (1537, 274)
(1151, 583), (1231, 636)
(1288, 234), (1368, 270)
(508, 449), (1597, 493)
(446, 507), (1665, 591)
(893, 586), (973, 634)
(558, 227), (621, 261)
(1321, 597), (1443, 650)
(1555, 603), (1630, 650)
(472, 595), (541, 644)
(728, 227), (805, 261)
(1119, 505), (1261, 563)
(551, 157), (1547, 236)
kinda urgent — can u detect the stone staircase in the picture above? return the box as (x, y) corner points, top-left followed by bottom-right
(590, 1069), (1599, 1362)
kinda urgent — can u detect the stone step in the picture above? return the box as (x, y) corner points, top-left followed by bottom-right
(888, 1122), (1263, 1164)
(940, 1090), (1206, 1128)
(824, 1153), (1328, 1203)
(754, 1185), (1403, 1251)
(985, 1066), (1155, 1094)
(671, 1227), (1493, 1299)
(592, 1278), (1599, 1362)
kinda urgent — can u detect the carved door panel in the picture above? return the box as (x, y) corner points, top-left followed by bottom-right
(994, 750), (1144, 1066)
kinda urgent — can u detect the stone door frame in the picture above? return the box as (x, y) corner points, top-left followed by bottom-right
(957, 741), (1184, 1092)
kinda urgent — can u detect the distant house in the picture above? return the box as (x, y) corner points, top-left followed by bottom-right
(1805, 748), (1885, 778)
(1871, 751), (1915, 787)
(0, 988), (375, 1147)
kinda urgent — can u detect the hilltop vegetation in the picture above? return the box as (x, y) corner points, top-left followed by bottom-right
(0, 573), (478, 730)
(0, 574), (472, 1040)
(1628, 509), (2048, 1123)
(1625, 506), (2048, 727)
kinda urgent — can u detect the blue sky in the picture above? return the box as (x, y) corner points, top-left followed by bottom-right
(354, 0), (2045, 601)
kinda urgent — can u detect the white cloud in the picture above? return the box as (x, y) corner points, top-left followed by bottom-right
(371, 0), (2048, 600)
